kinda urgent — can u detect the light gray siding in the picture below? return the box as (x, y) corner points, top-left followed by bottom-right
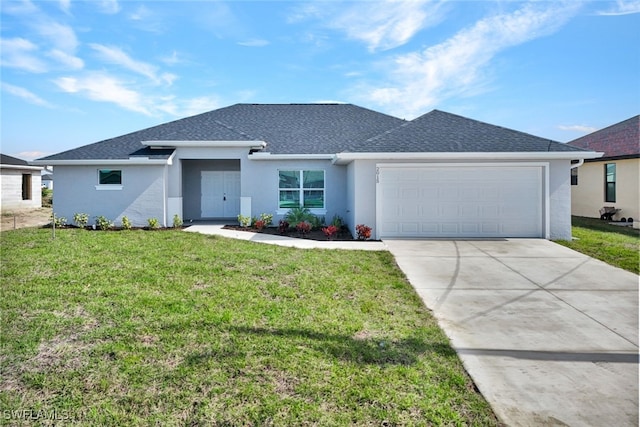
(244, 159), (348, 225)
(52, 164), (166, 227)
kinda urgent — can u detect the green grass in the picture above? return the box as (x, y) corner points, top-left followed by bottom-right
(0, 228), (498, 426)
(556, 216), (640, 274)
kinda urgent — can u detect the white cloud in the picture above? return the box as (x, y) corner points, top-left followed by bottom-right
(89, 43), (176, 85)
(355, 2), (581, 118)
(34, 21), (78, 52)
(47, 49), (84, 69)
(59, 0), (71, 14)
(54, 73), (151, 115)
(597, 0), (640, 15)
(1, 82), (55, 108)
(161, 50), (182, 66)
(237, 39), (270, 47)
(97, 0), (120, 14)
(0, 37), (48, 73)
(557, 124), (598, 133)
(330, 0), (446, 52)
(16, 151), (53, 161)
(156, 95), (222, 117)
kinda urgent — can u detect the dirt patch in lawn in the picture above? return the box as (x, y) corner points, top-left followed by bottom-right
(1, 207), (51, 232)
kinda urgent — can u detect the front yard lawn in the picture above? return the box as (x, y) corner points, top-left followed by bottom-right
(0, 228), (498, 426)
(556, 216), (640, 274)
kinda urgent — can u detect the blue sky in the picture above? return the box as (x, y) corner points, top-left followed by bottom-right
(1, 0), (639, 160)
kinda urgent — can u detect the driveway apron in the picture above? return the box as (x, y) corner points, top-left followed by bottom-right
(383, 239), (639, 427)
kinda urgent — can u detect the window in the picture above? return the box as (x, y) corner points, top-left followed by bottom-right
(99, 169), (122, 185)
(605, 163), (616, 202)
(570, 167), (578, 185)
(21, 174), (32, 200)
(278, 170), (324, 209)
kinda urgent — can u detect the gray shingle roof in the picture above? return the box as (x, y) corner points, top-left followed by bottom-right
(38, 104), (589, 162)
(39, 103), (405, 160)
(344, 110), (586, 153)
(1, 154), (29, 166)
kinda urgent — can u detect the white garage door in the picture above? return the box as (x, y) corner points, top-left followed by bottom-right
(378, 165), (543, 238)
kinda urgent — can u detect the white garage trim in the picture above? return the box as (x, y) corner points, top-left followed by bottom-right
(375, 163), (550, 239)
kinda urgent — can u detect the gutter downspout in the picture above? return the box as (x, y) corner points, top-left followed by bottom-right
(570, 159), (584, 169)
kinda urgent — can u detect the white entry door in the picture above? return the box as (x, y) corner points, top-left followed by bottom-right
(377, 165), (543, 238)
(201, 171), (241, 218)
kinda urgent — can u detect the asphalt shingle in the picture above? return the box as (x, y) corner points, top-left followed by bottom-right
(567, 115), (639, 159)
(345, 110), (587, 153)
(38, 104), (589, 161)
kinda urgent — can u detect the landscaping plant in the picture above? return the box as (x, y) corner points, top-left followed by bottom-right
(237, 214), (251, 228)
(172, 214), (183, 229)
(296, 221), (312, 237)
(322, 225), (339, 240)
(147, 218), (160, 229)
(95, 216), (112, 231)
(356, 224), (372, 240)
(121, 216), (132, 230)
(73, 213), (89, 228)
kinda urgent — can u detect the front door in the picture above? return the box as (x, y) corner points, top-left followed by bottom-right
(201, 171), (241, 218)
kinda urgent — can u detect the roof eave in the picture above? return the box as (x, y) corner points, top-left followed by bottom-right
(0, 164), (43, 171)
(30, 157), (173, 166)
(249, 153), (334, 161)
(332, 151), (603, 165)
(142, 140), (267, 149)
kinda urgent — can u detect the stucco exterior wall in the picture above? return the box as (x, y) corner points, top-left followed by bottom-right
(244, 158), (348, 225)
(0, 168), (42, 211)
(52, 164), (167, 227)
(547, 160), (572, 240)
(571, 158), (639, 222)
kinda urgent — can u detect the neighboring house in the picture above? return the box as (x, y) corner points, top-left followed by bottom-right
(568, 115), (639, 225)
(41, 169), (54, 190)
(33, 104), (599, 240)
(0, 154), (43, 211)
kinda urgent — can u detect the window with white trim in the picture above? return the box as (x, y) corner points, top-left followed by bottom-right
(99, 169), (122, 185)
(605, 163), (616, 202)
(278, 170), (325, 209)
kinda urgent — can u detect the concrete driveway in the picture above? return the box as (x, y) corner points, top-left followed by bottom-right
(384, 239), (638, 427)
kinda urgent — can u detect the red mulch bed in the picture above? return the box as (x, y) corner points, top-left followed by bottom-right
(222, 225), (358, 241)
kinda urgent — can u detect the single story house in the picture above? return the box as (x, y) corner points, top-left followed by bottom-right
(41, 168), (54, 190)
(0, 154), (42, 212)
(568, 115), (639, 227)
(33, 104), (600, 240)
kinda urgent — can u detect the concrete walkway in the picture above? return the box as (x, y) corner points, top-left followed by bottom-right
(185, 226), (639, 425)
(184, 224), (387, 250)
(384, 239), (639, 427)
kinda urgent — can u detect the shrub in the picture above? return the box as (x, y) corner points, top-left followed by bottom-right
(237, 214), (251, 228)
(95, 216), (112, 231)
(259, 213), (274, 227)
(330, 214), (344, 228)
(278, 220), (290, 234)
(51, 214), (67, 228)
(322, 225), (338, 240)
(121, 216), (132, 230)
(254, 219), (266, 231)
(285, 207), (313, 225)
(172, 214), (183, 228)
(356, 224), (372, 240)
(147, 218), (160, 229)
(73, 213), (89, 228)
(296, 221), (312, 236)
